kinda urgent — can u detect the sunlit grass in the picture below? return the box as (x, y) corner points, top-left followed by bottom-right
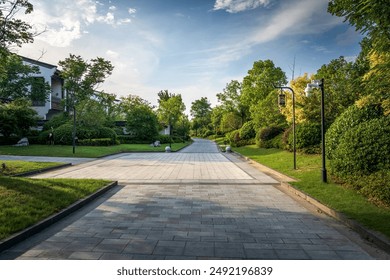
(0, 160), (64, 176)
(0, 177), (111, 240)
(0, 142), (191, 158)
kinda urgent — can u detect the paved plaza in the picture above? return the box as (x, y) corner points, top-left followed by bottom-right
(0, 139), (382, 259)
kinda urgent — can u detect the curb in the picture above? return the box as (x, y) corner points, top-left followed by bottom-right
(0, 181), (118, 253)
(231, 150), (390, 254)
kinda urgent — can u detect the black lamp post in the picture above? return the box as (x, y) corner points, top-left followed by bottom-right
(305, 79), (327, 183)
(274, 85), (297, 170)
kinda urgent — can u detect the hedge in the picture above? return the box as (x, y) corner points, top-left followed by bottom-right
(331, 116), (390, 177)
(51, 124), (117, 145)
(256, 126), (283, 148)
(326, 103), (383, 159)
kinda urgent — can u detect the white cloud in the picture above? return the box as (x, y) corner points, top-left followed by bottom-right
(19, 0), (133, 47)
(106, 50), (119, 59)
(213, 0), (270, 13)
(128, 8), (137, 15)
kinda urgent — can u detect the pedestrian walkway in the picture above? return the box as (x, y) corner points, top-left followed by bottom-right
(0, 139), (377, 259)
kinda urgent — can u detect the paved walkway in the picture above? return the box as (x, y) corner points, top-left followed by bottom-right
(0, 139), (379, 259)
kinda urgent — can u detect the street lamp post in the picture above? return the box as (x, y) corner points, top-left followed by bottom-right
(305, 79), (327, 183)
(274, 85), (297, 170)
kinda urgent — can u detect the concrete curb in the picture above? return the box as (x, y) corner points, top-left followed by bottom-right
(231, 150), (390, 254)
(0, 181), (118, 253)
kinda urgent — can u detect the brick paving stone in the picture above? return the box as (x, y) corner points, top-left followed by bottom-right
(0, 138), (379, 260)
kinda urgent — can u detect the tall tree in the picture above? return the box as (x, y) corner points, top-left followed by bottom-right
(0, 0), (34, 49)
(328, 0), (390, 113)
(190, 97), (212, 136)
(241, 59), (287, 128)
(58, 54), (113, 153)
(0, 98), (38, 137)
(0, 53), (50, 102)
(241, 60), (287, 107)
(59, 54), (114, 110)
(314, 56), (362, 124)
(157, 91), (186, 136)
(328, 0), (390, 54)
(216, 80), (248, 126)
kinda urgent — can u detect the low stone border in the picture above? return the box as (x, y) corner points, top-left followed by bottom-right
(0, 181), (118, 253)
(231, 150), (390, 254)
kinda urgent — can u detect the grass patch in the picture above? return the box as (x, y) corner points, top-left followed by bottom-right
(0, 142), (191, 158)
(0, 177), (111, 240)
(0, 160), (64, 176)
(234, 145), (390, 239)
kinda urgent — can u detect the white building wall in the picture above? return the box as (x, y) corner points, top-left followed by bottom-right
(22, 60), (57, 120)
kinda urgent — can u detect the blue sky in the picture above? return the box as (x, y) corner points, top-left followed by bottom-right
(18, 0), (363, 113)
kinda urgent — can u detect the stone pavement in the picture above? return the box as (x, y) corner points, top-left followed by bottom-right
(0, 139), (378, 259)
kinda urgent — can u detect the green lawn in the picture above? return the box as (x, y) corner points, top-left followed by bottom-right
(0, 142), (191, 158)
(0, 160), (65, 176)
(234, 145), (390, 239)
(0, 177), (111, 240)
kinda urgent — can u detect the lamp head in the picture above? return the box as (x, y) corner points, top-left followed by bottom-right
(305, 80), (321, 97)
(305, 84), (313, 97)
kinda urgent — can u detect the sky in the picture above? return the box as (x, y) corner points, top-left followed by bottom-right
(17, 0), (363, 114)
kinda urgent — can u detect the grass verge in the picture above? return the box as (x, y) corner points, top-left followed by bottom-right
(0, 160), (65, 176)
(0, 177), (111, 240)
(0, 142), (191, 158)
(234, 145), (390, 239)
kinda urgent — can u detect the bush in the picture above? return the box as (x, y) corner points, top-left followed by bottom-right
(156, 134), (173, 144)
(53, 124), (73, 145)
(288, 122), (321, 152)
(0, 136), (20, 145)
(53, 124), (117, 145)
(355, 171), (390, 207)
(240, 121), (256, 140)
(43, 113), (70, 131)
(331, 116), (390, 177)
(96, 127), (117, 142)
(256, 126), (283, 148)
(326, 103), (383, 159)
(225, 129), (241, 147)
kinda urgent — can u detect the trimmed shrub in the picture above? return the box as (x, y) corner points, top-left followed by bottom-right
(0, 136), (20, 145)
(331, 116), (390, 177)
(353, 170), (390, 207)
(288, 122), (321, 152)
(240, 121), (256, 140)
(256, 126), (283, 148)
(326, 103), (383, 159)
(43, 113), (70, 131)
(96, 127), (117, 142)
(156, 134), (173, 144)
(225, 129), (240, 147)
(53, 124), (73, 145)
(53, 124), (117, 145)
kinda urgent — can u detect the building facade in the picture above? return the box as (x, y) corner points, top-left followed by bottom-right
(21, 56), (66, 120)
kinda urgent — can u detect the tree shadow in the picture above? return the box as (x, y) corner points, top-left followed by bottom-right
(0, 183), (374, 260)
